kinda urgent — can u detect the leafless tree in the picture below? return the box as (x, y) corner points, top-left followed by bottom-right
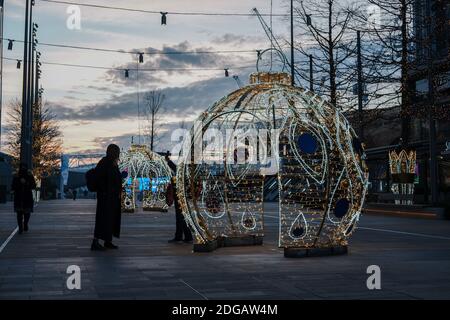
(290, 0), (424, 132)
(292, 0), (360, 109)
(143, 90), (165, 151)
(351, 0), (418, 141)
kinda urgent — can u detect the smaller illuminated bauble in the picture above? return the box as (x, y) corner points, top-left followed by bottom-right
(119, 145), (172, 212)
(389, 147), (416, 205)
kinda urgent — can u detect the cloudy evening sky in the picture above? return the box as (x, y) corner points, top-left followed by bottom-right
(1, 0), (298, 154)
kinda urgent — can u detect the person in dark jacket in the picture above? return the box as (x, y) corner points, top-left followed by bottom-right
(11, 163), (36, 234)
(91, 144), (122, 251)
(165, 152), (193, 244)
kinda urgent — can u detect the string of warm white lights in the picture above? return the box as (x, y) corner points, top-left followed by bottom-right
(2, 37), (259, 56)
(4, 33), (260, 79)
(3, 57), (23, 69)
(39, 0), (290, 17)
(2, 56), (255, 76)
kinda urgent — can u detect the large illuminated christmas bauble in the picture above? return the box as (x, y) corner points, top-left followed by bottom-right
(119, 145), (172, 212)
(177, 73), (369, 249)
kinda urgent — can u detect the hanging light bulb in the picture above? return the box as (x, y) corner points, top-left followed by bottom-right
(8, 39), (13, 50)
(224, 68), (229, 77)
(161, 12), (168, 25)
(139, 53), (144, 63)
(125, 69), (129, 78)
(16, 60), (21, 69)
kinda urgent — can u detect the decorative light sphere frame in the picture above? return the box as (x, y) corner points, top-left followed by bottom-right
(177, 73), (369, 249)
(119, 145), (172, 212)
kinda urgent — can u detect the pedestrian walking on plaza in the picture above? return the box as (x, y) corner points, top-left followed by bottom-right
(90, 144), (122, 251)
(72, 189), (77, 201)
(11, 163), (36, 234)
(165, 152), (193, 244)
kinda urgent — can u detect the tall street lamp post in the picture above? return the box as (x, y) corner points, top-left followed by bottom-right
(20, 0), (31, 168)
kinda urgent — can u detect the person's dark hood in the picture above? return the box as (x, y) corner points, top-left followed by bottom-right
(106, 144), (120, 161)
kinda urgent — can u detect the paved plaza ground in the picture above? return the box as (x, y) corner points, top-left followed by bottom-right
(0, 199), (450, 299)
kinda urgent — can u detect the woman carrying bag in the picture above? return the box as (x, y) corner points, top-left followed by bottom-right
(11, 163), (37, 234)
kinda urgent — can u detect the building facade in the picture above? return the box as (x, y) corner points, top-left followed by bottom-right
(408, 0), (450, 118)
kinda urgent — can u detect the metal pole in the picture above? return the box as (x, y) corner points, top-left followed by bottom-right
(27, 4), (34, 169)
(309, 54), (313, 92)
(357, 30), (364, 140)
(427, 0), (438, 206)
(60, 155), (65, 200)
(30, 36), (35, 110)
(0, 0), (4, 151)
(423, 155), (429, 204)
(290, 0), (295, 86)
(429, 116), (438, 205)
(30, 35), (35, 125)
(20, 0), (30, 167)
(136, 59), (140, 145)
(35, 55), (39, 105)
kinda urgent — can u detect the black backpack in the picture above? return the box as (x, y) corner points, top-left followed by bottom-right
(85, 168), (98, 192)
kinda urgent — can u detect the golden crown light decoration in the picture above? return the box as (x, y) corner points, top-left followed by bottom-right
(119, 145), (172, 213)
(177, 72), (369, 256)
(389, 148), (416, 205)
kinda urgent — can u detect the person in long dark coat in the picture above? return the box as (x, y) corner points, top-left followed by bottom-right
(91, 144), (122, 251)
(165, 152), (193, 243)
(11, 163), (36, 234)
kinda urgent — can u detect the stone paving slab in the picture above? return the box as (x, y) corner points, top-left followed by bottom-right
(0, 199), (450, 299)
